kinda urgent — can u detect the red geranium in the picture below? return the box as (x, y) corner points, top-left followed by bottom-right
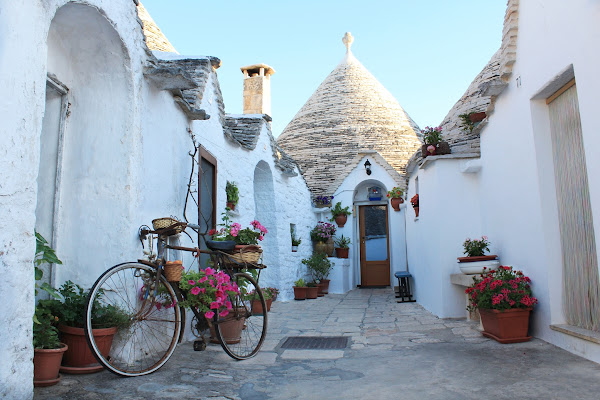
(466, 266), (538, 312)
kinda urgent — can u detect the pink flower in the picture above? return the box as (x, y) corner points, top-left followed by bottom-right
(200, 288), (206, 294)
(225, 300), (232, 309)
(219, 309), (229, 317)
(204, 311), (215, 319)
(190, 286), (201, 295)
(482, 236), (488, 240)
(188, 280), (196, 285)
(199, 276), (208, 283)
(210, 301), (219, 309)
(209, 279), (214, 287)
(204, 267), (215, 275)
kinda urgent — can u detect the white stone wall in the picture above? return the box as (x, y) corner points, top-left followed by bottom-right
(0, 1), (146, 397)
(406, 0), (600, 364)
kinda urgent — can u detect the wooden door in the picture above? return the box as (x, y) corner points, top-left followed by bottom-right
(359, 205), (390, 286)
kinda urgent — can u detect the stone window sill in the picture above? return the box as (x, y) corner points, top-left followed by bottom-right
(550, 324), (600, 344)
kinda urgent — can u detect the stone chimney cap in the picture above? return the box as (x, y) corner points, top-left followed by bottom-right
(240, 64), (275, 76)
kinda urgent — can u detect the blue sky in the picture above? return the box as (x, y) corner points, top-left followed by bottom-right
(141, 1), (507, 137)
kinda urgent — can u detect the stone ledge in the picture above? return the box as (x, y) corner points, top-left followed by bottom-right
(420, 153), (481, 170)
(450, 273), (476, 287)
(550, 324), (600, 345)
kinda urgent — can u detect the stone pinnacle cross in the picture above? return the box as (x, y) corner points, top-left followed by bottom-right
(342, 32), (354, 53)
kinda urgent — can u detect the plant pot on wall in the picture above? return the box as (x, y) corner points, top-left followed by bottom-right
(326, 238), (335, 257)
(469, 112), (486, 122)
(335, 214), (348, 228)
(34, 343), (68, 387)
(390, 197), (404, 211)
(292, 245), (298, 252)
(414, 207), (419, 217)
(479, 308), (532, 343)
(335, 248), (349, 258)
(436, 141), (451, 155)
(226, 201), (236, 211)
(314, 241), (328, 255)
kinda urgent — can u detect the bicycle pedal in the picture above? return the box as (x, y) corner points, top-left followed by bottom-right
(193, 340), (207, 351)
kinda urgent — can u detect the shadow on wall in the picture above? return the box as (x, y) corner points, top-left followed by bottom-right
(254, 161), (280, 287)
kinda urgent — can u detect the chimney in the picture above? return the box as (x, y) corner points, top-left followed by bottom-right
(240, 64), (275, 116)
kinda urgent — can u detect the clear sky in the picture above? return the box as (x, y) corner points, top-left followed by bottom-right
(141, 1), (507, 137)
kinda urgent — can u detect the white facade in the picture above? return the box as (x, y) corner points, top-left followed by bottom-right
(0, 1), (315, 397)
(406, 0), (600, 364)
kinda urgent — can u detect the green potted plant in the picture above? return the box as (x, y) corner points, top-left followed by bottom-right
(334, 235), (351, 259)
(386, 187), (404, 211)
(33, 305), (67, 386)
(208, 211), (268, 263)
(458, 236), (499, 274)
(310, 221), (336, 257)
(180, 268), (242, 343)
(466, 266), (538, 343)
(459, 111), (486, 133)
(420, 126), (450, 157)
(330, 202), (352, 228)
(306, 282), (319, 299)
(302, 252), (332, 295)
(291, 226), (302, 252)
(41, 281), (131, 373)
(293, 278), (308, 301)
(33, 232), (67, 387)
(226, 181), (239, 210)
(246, 289), (272, 315)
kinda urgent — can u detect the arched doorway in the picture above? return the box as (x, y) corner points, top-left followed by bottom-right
(39, 3), (133, 287)
(254, 161), (280, 287)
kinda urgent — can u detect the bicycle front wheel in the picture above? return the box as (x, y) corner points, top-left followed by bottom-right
(215, 272), (267, 360)
(85, 262), (181, 376)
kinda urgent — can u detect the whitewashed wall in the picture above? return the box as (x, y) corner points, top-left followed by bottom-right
(406, 157), (483, 318)
(476, 0), (600, 363)
(0, 1), (145, 397)
(406, 0), (600, 364)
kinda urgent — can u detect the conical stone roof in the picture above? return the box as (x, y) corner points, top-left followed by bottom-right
(277, 33), (422, 197)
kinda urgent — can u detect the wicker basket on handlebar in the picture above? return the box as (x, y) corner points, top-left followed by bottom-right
(152, 217), (183, 234)
(164, 260), (183, 282)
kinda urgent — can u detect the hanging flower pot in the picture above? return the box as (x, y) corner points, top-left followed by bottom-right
(469, 112), (486, 123)
(335, 214), (348, 228)
(390, 197), (404, 211)
(226, 201), (236, 211)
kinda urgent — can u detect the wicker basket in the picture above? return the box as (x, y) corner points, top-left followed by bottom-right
(164, 260), (183, 282)
(152, 217), (183, 234)
(227, 246), (262, 265)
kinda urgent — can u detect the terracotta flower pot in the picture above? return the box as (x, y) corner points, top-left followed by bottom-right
(457, 255), (498, 263)
(266, 298), (273, 311)
(335, 214), (348, 228)
(58, 325), (117, 374)
(414, 206), (419, 217)
(33, 343), (68, 387)
(209, 313), (245, 344)
(306, 286), (318, 299)
(319, 279), (330, 294)
(316, 283), (325, 297)
(390, 197), (404, 211)
(293, 286), (307, 300)
(469, 112), (486, 122)
(335, 248), (349, 258)
(226, 201), (236, 210)
(251, 299), (265, 315)
(479, 308), (532, 343)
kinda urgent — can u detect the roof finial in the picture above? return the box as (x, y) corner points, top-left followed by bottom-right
(342, 32), (354, 54)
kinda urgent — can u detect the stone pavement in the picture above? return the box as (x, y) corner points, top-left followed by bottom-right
(35, 288), (600, 400)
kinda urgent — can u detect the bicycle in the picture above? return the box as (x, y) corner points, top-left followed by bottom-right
(83, 220), (268, 377)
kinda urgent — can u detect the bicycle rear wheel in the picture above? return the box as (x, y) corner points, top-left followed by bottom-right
(85, 262), (181, 376)
(214, 272), (267, 360)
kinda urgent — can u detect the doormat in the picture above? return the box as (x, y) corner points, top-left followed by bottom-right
(281, 336), (349, 350)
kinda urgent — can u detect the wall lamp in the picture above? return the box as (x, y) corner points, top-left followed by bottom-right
(364, 159), (372, 175)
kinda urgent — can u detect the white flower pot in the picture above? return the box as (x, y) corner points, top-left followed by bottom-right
(458, 260), (500, 275)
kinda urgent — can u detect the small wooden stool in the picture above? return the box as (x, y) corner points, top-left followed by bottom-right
(394, 271), (416, 303)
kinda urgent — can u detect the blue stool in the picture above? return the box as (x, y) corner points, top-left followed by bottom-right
(394, 271), (415, 303)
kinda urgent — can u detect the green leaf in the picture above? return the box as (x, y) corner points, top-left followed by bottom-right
(35, 266), (43, 281)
